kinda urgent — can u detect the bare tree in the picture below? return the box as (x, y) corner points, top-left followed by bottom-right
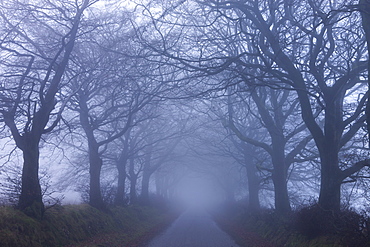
(139, 104), (190, 204)
(225, 86), (311, 213)
(138, 0), (369, 212)
(112, 131), (131, 206)
(0, 0), (91, 217)
(67, 15), (167, 208)
(69, 65), (154, 209)
(219, 0), (367, 212)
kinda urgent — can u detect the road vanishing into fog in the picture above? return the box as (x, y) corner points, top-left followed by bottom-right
(146, 209), (239, 247)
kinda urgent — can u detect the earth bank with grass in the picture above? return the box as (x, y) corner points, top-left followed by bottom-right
(214, 203), (370, 247)
(0, 204), (174, 247)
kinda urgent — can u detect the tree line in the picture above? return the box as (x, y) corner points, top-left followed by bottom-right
(0, 0), (370, 218)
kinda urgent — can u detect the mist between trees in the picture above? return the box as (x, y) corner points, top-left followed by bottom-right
(0, 0), (370, 219)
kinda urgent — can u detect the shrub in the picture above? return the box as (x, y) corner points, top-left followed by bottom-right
(294, 204), (369, 246)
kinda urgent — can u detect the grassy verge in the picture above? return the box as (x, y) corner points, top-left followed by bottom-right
(214, 204), (370, 247)
(213, 211), (274, 247)
(0, 204), (175, 247)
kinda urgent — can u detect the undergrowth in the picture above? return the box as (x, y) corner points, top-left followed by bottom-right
(0, 204), (171, 247)
(215, 203), (370, 247)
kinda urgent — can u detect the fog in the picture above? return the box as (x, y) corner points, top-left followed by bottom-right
(0, 0), (370, 245)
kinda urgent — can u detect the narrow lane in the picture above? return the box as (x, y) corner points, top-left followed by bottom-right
(147, 209), (239, 247)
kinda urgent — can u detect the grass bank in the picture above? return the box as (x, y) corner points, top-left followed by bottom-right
(0, 204), (175, 247)
(215, 204), (370, 247)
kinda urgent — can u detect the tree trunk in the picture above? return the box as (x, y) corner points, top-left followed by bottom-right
(140, 143), (153, 204)
(129, 177), (137, 204)
(78, 90), (106, 210)
(155, 173), (164, 198)
(18, 135), (44, 218)
(250, 90), (291, 213)
(129, 158), (137, 204)
(141, 169), (151, 204)
(272, 167), (290, 214)
(316, 97), (343, 212)
(271, 136), (291, 214)
(89, 150), (105, 210)
(245, 162), (260, 212)
(115, 163), (127, 206)
(318, 139), (342, 212)
(242, 143), (260, 212)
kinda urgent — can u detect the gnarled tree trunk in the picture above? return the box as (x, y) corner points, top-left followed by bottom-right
(115, 161), (127, 206)
(18, 134), (44, 218)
